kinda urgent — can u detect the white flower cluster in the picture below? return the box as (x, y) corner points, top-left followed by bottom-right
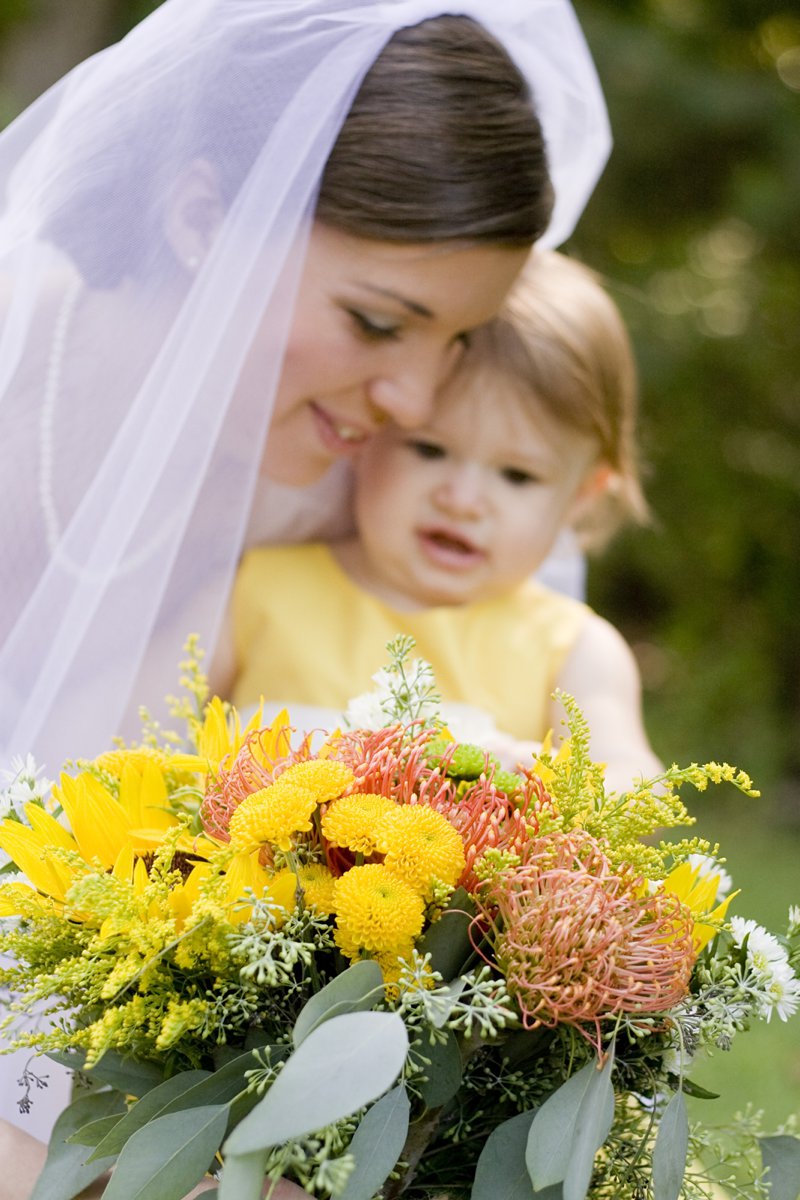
(788, 905), (800, 938)
(729, 915), (800, 1023)
(687, 852), (733, 898)
(0, 754), (53, 820)
(344, 656), (440, 730)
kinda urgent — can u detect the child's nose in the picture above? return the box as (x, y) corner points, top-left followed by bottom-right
(433, 465), (486, 517)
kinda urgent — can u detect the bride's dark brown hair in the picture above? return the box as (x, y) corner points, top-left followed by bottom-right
(317, 16), (552, 246)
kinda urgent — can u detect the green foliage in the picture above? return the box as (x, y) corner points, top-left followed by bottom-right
(571, 1), (800, 795)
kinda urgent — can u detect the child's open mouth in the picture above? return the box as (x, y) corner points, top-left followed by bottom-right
(416, 526), (486, 568)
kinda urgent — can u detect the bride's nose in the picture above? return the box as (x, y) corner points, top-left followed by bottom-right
(367, 345), (455, 428)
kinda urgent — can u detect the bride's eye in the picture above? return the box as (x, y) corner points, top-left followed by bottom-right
(407, 439), (446, 461)
(347, 309), (402, 341)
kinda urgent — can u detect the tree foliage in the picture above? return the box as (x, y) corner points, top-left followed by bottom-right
(569, 1), (800, 792)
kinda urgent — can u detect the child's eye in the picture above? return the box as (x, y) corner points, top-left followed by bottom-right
(347, 310), (401, 341)
(501, 467), (539, 486)
(407, 439), (446, 461)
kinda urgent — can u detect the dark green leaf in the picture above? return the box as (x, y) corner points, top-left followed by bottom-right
(102, 1105), (229, 1200)
(673, 1075), (720, 1100)
(345, 1085), (410, 1200)
(292, 959), (383, 1046)
(417, 1030), (463, 1109)
(89, 1069), (211, 1160)
(418, 888), (477, 980)
(760, 1135), (800, 1200)
(653, 1091), (689, 1200)
(31, 1091), (125, 1200)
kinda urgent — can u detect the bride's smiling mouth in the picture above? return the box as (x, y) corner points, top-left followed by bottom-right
(310, 401), (372, 452)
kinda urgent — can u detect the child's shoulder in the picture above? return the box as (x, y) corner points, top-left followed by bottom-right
(512, 576), (591, 620)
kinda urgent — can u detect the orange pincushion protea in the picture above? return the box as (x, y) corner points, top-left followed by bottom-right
(479, 831), (696, 1052)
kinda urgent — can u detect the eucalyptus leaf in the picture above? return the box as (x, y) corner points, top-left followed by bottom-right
(225, 1011), (408, 1154)
(66, 1113), (126, 1148)
(227, 1047), (291, 1133)
(344, 1084), (410, 1200)
(417, 1029), (463, 1109)
(31, 1091), (125, 1200)
(176, 1052), (259, 1110)
(292, 959), (383, 1047)
(418, 888), (477, 980)
(217, 1150), (268, 1200)
(89, 1069), (211, 1160)
(563, 1049), (615, 1200)
(525, 1060), (598, 1190)
(102, 1104), (229, 1200)
(652, 1091), (689, 1200)
(47, 1048), (164, 1097)
(760, 1135), (800, 1200)
(473, 1109), (561, 1200)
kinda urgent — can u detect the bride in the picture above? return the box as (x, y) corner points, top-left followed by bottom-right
(0, 0), (610, 1191)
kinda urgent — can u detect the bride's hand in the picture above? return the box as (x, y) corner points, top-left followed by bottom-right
(0, 1119), (47, 1200)
(0, 1122), (310, 1200)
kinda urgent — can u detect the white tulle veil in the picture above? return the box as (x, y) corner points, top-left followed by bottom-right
(0, 0), (611, 771)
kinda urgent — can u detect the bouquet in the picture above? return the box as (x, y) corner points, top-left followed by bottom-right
(1, 637), (799, 1200)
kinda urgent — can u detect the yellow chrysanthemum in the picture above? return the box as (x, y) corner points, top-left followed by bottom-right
(333, 864), (425, 959)
(298, 863), (338, 915)
(321, 793), (399, 854)
(277, 759), (355, 802)
(228, 780), (317, 853)
(376, 806), (465, 897)
(661, 861), (738, 952)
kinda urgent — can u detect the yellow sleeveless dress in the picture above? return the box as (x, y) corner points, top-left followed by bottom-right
(231, 543), (590, 742)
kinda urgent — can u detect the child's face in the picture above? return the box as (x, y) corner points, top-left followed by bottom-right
(351, 372), (602, 609)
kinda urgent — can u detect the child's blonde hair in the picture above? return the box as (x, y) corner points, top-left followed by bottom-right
(464, 249), (647, 548)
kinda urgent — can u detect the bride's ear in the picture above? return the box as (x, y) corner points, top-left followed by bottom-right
(163, 159), (225, 272)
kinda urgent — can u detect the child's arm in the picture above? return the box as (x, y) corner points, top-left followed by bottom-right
(550, 613), (663, 795)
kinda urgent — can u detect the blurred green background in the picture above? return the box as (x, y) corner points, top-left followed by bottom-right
(1, 0), (797, 1128)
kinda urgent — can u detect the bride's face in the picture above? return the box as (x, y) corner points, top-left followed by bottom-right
(256, 224), (528, 485)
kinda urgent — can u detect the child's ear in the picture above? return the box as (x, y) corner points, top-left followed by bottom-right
(162, 159), (225, 273)
(567, 462), (618, 527)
